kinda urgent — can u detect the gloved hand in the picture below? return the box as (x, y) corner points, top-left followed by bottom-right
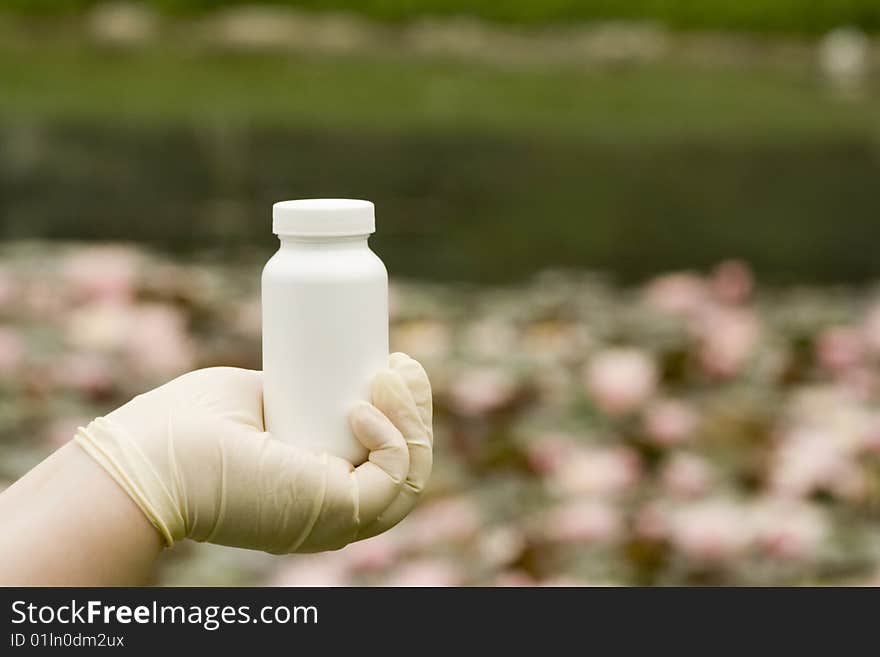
(74, 352), (432, 554)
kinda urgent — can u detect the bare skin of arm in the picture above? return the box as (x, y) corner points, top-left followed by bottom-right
(0, 442), (163, 586)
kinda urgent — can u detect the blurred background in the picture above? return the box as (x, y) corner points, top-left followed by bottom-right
(2, 1), (880, 586)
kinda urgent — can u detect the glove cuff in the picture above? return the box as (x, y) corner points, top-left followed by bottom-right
(74, 417), (185, 547)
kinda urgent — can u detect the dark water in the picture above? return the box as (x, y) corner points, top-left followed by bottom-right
(2, 122), (879, 284)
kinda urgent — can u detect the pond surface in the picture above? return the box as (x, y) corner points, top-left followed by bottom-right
(1, 122), (879, 284)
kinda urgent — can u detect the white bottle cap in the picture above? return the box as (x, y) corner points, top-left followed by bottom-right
(272, 199), (375, 237)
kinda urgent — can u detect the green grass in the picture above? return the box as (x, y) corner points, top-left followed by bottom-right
(1, 41), (879, 145)
(5, 0), (880, 33)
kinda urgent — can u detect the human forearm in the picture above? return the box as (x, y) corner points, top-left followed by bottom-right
(0, 441), (163, 586)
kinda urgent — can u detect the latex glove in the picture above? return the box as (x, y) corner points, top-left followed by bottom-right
(74, 353), (432, 554)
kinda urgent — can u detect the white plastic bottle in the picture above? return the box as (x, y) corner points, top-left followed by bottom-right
(262, 199), (388, 465)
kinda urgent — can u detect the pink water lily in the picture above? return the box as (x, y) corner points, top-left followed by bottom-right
(584, 347), (658, 414)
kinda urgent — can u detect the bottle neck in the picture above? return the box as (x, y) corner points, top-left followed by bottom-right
(277, 234), (370, 250)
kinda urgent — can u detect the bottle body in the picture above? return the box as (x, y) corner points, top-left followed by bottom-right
(261, 235), (388, 464)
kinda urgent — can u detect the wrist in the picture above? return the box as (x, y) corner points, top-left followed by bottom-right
(75, 417), (183, 546)
(65, 439), (167, 554)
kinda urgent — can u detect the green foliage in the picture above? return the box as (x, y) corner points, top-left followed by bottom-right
(4, 0), (880, 33)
